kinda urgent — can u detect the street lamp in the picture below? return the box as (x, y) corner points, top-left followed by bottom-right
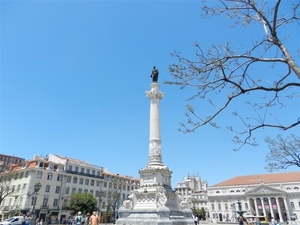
(32, 182), (42, 225)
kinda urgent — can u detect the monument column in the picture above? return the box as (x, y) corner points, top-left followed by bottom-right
(146, 82), (164, 167)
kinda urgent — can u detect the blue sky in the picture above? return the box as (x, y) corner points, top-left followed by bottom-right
(1, 0), (299, 187)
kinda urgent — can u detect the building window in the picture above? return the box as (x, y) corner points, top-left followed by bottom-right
(68, 165), (72, 171)
(212, 204), (215, 210)
(72, 188), (76, 194)
(85, 179), (89, 185)
(225, 203), (228, 210)
(78, 188), (82, 193)
(245, 203), (249, 210)
(291, 202), (295, 208)
(91, 180), (95, 186)
(23, 184), (27, 190)
(75, 166), (79, 172)
(42, 198), (48, 208)
(65, 187), (70, 195)
(53, 198), (58, 206)
(20, 172), (24, 179)
(57, 175), (62, 181)
(47, 173), (53, 180)
(127, 186), (130, 191)
(90, 190), (94, 195)
(45, 185), (50, 193)
(104, 182), (107, 188)
(31, 196), (37, 206)
(109, 183), (112, 188)
(37, 171), (43, 179)
(39, 162), (44, 168)
(49, 164), (54, 170)
(123, 185), (126, 191)
(79, 178), (83, 184)
(218, 203), (221, 210)
(81, 168), (84, 173)
(84, 189), (88, 192)
(66, 176), (71, 183)
(96, 180), (100, 187)
(86, 169), (90, 174)
(25, 171), (29, 178)
(17, 185), (21, 192)
(73, 177), (77, 184)
(92, 170), (95, 175)
(55, 186), (60, 194)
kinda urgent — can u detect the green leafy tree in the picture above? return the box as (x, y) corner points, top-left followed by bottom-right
(265, 134), (300, 171)
(190, 198), (203, 216)
(166, 0), (300, 150)
(69, 192), (97, 215)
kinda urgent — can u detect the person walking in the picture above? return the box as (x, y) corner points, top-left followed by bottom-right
(89, 211), (99, 225)
(75, 212), (83, 225)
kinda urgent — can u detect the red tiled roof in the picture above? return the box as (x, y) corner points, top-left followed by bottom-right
(211, 171), (300, 187)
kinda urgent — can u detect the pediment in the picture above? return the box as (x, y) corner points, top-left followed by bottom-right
(245, 184), (286, 197)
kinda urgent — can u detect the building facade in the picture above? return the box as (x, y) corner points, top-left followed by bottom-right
(0, 154), (25, 172)
(174, 175), (209, 216)
(207, 171), (300, 223)
(0, 154), (140, 223)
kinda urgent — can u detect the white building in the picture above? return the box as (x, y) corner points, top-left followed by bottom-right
(0, 154), (140, 224)
(207, 171), (300, 223)
(174, 175), (208, 215)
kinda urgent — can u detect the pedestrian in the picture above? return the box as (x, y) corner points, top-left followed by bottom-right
(193, 215), (199, 225)
(75, 212), (83, 225)
(22, 215), (26, 225)
(239, 216), (244, 225)
(89, 211), (99, 225)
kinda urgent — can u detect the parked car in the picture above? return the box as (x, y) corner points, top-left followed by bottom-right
(0, 216), (23, 225)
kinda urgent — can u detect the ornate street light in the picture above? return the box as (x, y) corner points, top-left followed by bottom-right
(32, 182), (42, 225)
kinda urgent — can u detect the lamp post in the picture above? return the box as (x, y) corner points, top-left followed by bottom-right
(32, 182), (42, 225)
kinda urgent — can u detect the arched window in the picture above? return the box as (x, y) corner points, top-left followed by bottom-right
(294, 187), (299, 190)
(230, 190), (234, 193)
(216, 191), (220, 193)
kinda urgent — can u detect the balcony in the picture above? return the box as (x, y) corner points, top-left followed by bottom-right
(40, 205), (49, 209)
(65, 170), (103, 179)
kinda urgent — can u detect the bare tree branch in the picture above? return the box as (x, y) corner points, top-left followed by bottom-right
(166, 0), (300, 149)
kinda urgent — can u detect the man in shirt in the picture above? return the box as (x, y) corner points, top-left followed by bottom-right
(89, 211), (99, 225)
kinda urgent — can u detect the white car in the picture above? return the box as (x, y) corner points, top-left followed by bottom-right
(0, 216), (23, 225)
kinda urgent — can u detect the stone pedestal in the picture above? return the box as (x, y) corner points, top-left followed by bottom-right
(116, 82), (194, 225)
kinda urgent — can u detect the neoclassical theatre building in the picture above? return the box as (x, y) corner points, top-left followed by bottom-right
(207, 171), (300, 222)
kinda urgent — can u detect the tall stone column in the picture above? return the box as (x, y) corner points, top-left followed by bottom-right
(261, 198), (267, 219)
(146, 82), (164, 167)
(254, 198), (259, 216)
(275, 197), (283, 222)
(268, 197), (274, 218)
(116, 79), (194, 225)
